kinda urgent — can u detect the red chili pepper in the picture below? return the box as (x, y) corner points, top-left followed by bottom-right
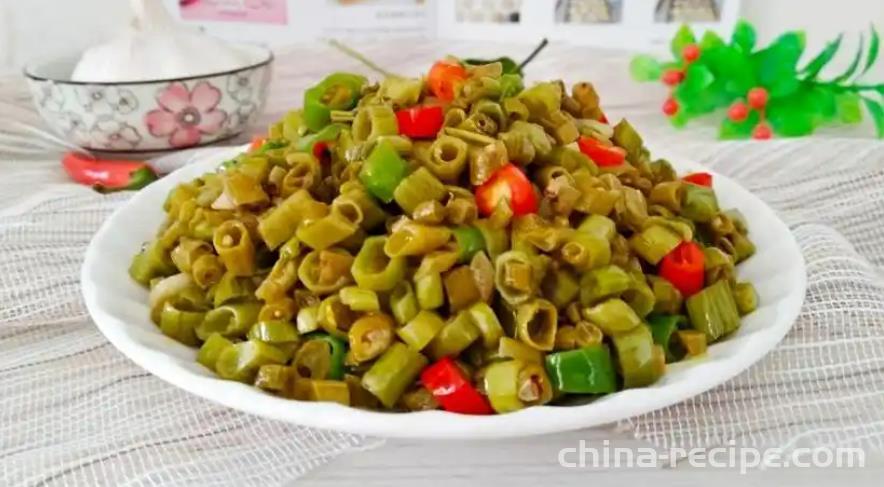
(659, 241), (705, 297)
(421, 357), (493, 415)
(576, 136), (627, 167)
(396, 105), (444, 139)
(474, 163), (538, 217)
(682, 172), (713, 187)
(250, 135), (267, 151)
(427, 60), (468, 102)
(312, 141), (331, 163)
(62, 152), (158, 193)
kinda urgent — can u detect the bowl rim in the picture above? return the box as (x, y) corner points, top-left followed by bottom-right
(23, 45), (274, 86)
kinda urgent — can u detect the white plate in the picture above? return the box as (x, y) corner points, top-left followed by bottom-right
(82, 146), (806, 439)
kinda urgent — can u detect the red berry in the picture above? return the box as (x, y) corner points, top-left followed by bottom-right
(683, 44), (701, 63)
(662, 98), (679, 116)
(752, 123), (773, 140)
(747, 87), (769, 110)
(662, 69), (684, 86)
(727, 101), (749, 122)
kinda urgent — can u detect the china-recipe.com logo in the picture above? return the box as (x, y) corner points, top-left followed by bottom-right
(558, 440), (865, 473)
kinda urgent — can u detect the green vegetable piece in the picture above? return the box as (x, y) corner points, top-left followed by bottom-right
(466, 301), (504, 349)
(215, 340), (288, 383)
(359, 140), (408, 203)
(579, 265), (632, 306)
(629, 225), (682, 265)
(303, 72), (366, 132)
(159, 302), (203, 346)
(686, 280), (741, 342)
(647, 314), (688, 363)
(351, 236), (407, 292)
(393, 167), (446, 215)
(581, 298), (641, 336)
(198, 302), (262, 340)
(340, 286), (380, 312)
(390, 281), (420, 326)
(545, 345), (617, 394)
(452, 226), (486, 263)
(397, 310), (446, 351)
(733, 281), (759, 316)
(681, 184), (719, 223)
(361, 342), (428, 408)
(248, 320), (299, 344)
(197, 333), (233, 372)
(428, 311), (480, 360)
(298, 333), (348, 380)
(611, 325), (665, 388)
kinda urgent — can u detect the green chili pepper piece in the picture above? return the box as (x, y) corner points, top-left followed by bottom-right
(303, 72), (367, 132)
(544, 345), (617, 394)
(498, 73), (524, 98)
(296, 123), (342, 154)
(647, 314), (688, 363)
(452, 226), (486, 263)
(359, 139), (408, 203)
(464, 56), (520, 74)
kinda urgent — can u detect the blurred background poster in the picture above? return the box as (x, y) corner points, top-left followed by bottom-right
(166, 0), (740, 52)
(436, 0), (741, 51)
(164, 0), (432, 44)
(179, 0), (289, 25)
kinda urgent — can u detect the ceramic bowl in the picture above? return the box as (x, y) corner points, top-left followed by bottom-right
(24, 45), (272, 152)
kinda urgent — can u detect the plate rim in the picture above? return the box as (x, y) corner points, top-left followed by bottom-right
(81, 145), (807, 439)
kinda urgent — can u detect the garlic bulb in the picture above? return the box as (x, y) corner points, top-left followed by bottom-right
(71, 0), (260, 82)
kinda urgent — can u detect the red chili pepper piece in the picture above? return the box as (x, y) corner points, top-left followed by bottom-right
(475, 163), (539, 217)
(312, 141), (331, 163)
(427, 60), (468, 102)
(659, 241), (705, 297)
(421, 357), (493, 415)
(682, 172), (713, 187)
(577, 136), (627, 167)
(62, 152), (158, 192)
(249, 135), (267, 151)
(396, 105), (444, 139)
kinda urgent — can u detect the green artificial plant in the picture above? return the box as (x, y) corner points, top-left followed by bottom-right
(630, 20), (883, 139)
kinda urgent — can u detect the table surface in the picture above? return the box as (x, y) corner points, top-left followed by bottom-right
(4, 39), (882, 486)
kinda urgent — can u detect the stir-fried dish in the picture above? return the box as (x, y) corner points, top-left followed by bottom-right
(129, 58), (758, 414)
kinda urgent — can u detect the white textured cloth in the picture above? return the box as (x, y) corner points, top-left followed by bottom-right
(1, 41), (883, 485)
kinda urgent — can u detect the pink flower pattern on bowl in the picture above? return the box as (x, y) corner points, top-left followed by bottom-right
(145, 81), (229, 148)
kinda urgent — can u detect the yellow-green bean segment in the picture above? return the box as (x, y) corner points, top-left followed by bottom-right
(131, 67), (758, 415)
